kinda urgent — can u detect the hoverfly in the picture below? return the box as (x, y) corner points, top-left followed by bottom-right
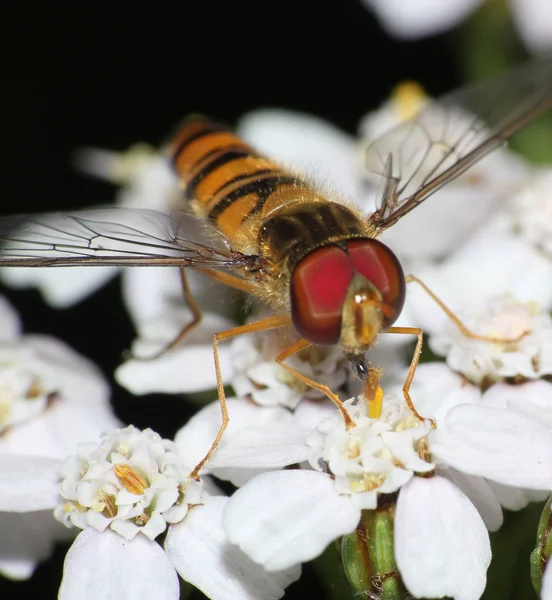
(1, 57), (551, 478)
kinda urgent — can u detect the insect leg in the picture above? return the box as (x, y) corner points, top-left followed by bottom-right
(195, 268), (259, 294)
(132, 268), (260, 361)
(190, 314), (292, 480)
(275, 340), (355, 429)
(382, 326), (434, 426)
(130, 268), (202, 360)
(406, 274), (530, 343)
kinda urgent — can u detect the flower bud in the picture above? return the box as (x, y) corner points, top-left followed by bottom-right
(531, 495), (552, 595)
(341, 500), (407, 599)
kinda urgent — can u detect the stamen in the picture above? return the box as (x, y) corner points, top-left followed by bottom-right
(114, 463), (148, 495)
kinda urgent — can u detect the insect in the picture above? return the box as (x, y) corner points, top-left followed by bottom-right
(1, 57), (551, 478)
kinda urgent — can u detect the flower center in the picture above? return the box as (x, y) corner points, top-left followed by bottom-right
(0, 347), (55, 432)
(54, 426), (200, 540)
(307, 397), (433, 508)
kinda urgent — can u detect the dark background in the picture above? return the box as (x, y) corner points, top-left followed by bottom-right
(1, 1), (462, 598)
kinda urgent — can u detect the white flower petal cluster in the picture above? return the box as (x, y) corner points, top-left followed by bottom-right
(360, 0), (552, 51)
(55, 424), (300, 600)
(217, 369), (552, 600)
(2, 421), (299, 599)
(307, 397), (432, 509)
(231, 326), (348, 409)
(54, 426), (196, 540)
(429, 295), (552, 384)
(0, 297), (119, 580)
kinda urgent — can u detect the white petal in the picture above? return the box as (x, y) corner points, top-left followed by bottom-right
(481, 380), (552, 429)
(511, 0), (552, 51)
(0, 456), (61, 511)
(0, 559), (36, 580)
(237, 110), (361, 200)
(1, 266), (118, 308)
(0, 510), (69, 579)
(223, 470), (360, 571)
(59, 528), (179, 600)
(116, 311), (235, 395)
(0, 296), (21, 341)
(487, 481), (549, 511)
(439, 467), (503, 531)
(361, 0), (482, 39)
(175, 398), (299, 472)
(293, 398), (338, 432)
(116, 345), (232, 394)
(166, 496), (299, 600)
(395, 476), (490, 600)
(2, 401), (121, 460)
(431, 404), (552, 489)
(209, 425), (308, 470)
(388, 362), (480, 423)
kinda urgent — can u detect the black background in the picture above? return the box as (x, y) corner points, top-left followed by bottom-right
(1, 1), (462, 597)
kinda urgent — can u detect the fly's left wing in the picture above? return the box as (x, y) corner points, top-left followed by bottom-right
(0, 208), (258, 271)
(363, 55), (552, 230)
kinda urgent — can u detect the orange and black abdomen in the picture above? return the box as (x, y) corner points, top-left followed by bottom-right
(169, 117), (307, 248)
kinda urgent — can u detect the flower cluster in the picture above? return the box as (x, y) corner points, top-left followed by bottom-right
(0, 75), (551, 600)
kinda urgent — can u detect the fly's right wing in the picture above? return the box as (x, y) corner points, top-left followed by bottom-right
(362, 56), (552, 230)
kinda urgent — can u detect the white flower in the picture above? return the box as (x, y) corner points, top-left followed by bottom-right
(0, 297), (120, 580)
(401, 361), (552, 510)
(221, 375), (552, 600)
(230, 325), (348, 409)
(361, 0), (552, 51)
(306, 397), (432, 510)
(429, 295), (552, 385)
(54, 426), (195, 540)
(2, 425), (299, 599)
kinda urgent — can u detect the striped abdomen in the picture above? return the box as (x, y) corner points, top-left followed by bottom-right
(169, 117), (333, 254)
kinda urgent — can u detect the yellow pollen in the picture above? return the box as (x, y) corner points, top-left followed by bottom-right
(392, 81), (427, 121)
(417, 437), (430, 462)
(62, 501), (77, 514)
(367, 386), (384, 419)
(114, 463), (148, 495)
(93, 492), (117, 518)
(135, 512), (151, 526)
(350, 473), (386, 493)
(26, 380), (43, 399)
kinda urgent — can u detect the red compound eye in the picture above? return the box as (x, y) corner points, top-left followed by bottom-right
(347, 239), (405, 328)
(291, 245), (353, 345)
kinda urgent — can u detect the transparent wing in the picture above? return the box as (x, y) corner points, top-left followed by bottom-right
(0, 208), (258, 270)
(363, 55), (552, 229)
